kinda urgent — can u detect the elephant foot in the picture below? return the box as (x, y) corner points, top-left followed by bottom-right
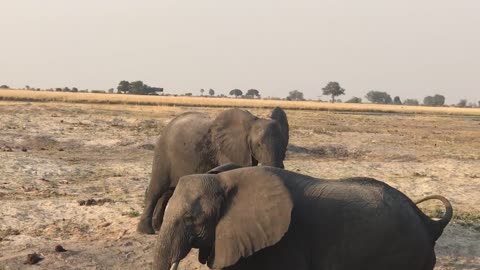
(137, 218), (155, 235)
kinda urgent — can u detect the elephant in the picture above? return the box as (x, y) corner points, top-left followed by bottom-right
(153, 165), (452, 270)
(137, 107), (289, 234)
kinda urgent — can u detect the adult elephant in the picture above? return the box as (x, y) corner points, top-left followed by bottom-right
(137, 107), (289, 234)
(153, 165), (452, 270)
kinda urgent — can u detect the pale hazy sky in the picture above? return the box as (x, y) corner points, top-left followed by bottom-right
(1, 0), (479, 103)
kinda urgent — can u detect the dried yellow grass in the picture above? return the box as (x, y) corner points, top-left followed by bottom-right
(1, 89), (479, 116)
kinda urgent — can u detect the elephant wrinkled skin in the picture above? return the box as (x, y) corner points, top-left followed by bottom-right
(137, 108), (289, 234)
(153, 165), (452, 270)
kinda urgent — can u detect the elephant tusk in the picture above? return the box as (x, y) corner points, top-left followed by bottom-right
(170, 262), (179, 270)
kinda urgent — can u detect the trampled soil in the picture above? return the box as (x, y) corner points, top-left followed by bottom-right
(1, 102), (479, 269)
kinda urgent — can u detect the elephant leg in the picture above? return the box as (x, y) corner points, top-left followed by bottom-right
(152, 188), (174, 232)
(137, 167), (170, 234)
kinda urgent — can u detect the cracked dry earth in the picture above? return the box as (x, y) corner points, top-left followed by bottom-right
(0, 101), (479, 270)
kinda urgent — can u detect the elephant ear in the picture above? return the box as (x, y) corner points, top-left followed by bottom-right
(207, 168), (293, 268)
(270, 107), (289, 145)
(207, 164), (243, 174)
(211, 109), (256, 166)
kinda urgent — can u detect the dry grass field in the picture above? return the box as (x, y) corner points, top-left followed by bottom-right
(0, 99), (479, 269)
(2, 89), (480, 116)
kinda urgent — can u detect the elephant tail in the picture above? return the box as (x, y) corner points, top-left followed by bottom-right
(415, 195), (453, 242)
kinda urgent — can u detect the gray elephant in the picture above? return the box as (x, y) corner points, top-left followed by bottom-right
(153, 165), (452, 270)
(137, 108), (289, 234)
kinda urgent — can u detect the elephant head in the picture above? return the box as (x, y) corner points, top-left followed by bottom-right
(211, 107), (289, 168)
(152, 168), (293, 270)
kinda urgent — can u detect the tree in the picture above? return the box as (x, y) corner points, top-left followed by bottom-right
(246, 89), (260, 98)
(184, 93), (192, 96)
(423, 96), (434, 106)
(433, 94), (445, 106)
(0, 85), (10, 89)
(63, 87), (71, 92)
(200, 89), (205, 96)
(423, 94), (445, 106)
(25, 85), (30, 90)
(71, 87), (79, 92)
(346, 97), (362, 103)
(117, 80), (130, 94)
(403, 99), (419, 106)
(229, 89), (243, 98)
(365, 91), (393, 104)
(393, 96), (402, 105)
(129, 81), (146, 94)
(287, 90), (305, 101)
(322, 81), (345, 103)
(208, 89), (215, 96)
(457, 99), (467, 107)
(117, 80), (157, 95)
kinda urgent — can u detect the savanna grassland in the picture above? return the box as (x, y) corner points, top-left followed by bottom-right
(0, 98), (479, 269)
(2, 89), (480, 116)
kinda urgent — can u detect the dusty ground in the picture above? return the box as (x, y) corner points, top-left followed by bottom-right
(0, 101), (479, 270)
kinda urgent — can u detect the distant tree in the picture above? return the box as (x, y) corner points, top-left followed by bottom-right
(63, 87), (71, 92)
(55, 87), (63, 92)
(433, 94), (446, 106)
(208, 89), (215, 96)
(423, 94), (445, 106)
(107, 88), (114, 93)
(71, 87), (79, 92)
(346, 97), (362, 103)
(245, 89), (260, 98)
(365, 91), (393, 104)
(200, 89), (205, 96)
(322, 81), (345, 103)
(478, 101), (480, 107)
(457, 99), (467, 107)
(129, 81), (145, 94)
(403, 99), (419, 106)
(25, 85), (30, 90)
(229, 89), (243, 98)
(116, 80), (156, 95)
(0, 85), (10, 89)
(393, 96), (402, 105)
(287, 90), (305, 101)
(185, 93), (192, 96)
(423, 96), (434, 106)
(117, 80), (130, 94)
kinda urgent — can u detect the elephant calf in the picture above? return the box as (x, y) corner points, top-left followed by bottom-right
(153, 165), (452, 270)
(137, 107), (289, 234)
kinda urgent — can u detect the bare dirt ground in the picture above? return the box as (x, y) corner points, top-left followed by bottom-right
(1, 101), (479, 270)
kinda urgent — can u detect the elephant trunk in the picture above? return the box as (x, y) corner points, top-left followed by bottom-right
(153, 222), (192, 270)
